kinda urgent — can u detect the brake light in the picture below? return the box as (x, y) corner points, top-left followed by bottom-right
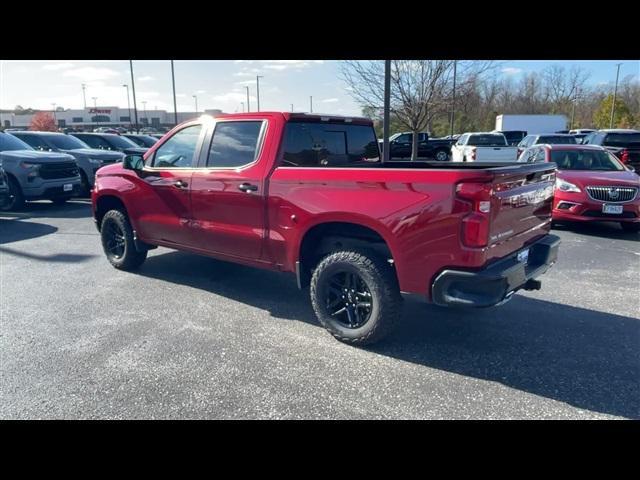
(470, 147), (477, 161)
(620, 149), (629, 164)
(456, 182), (492, 248)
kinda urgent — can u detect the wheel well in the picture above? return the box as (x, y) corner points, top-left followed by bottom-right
(95, 195), (127, 230)
(298, 222), (395, 288)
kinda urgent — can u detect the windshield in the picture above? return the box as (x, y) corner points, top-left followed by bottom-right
(47, 134), (90, 150)
(603, 132), (640, 147)
(467, 134), (506, 146)
(0, 133), (34, 151)
(104, 135), (139, 149)
(537, 136), (576, 145)
(550, 149), (625, 171)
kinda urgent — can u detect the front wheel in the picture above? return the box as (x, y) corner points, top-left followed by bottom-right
(1, 177), (25, 211)
(621, 222), (640, 233)
(100, 209), (147, 270)
(310, 250), (403, 345)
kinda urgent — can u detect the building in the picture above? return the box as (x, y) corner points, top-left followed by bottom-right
(0, 106), (224, 130)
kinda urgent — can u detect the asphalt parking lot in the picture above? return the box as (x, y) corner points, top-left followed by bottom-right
(1, 200), (638, 419)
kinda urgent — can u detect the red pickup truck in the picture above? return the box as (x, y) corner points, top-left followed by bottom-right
(92, 112), (560, 345)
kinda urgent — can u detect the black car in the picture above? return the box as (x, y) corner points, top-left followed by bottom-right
(379, 132), (455, 161)
(494, 130), (527, 146)
(582, 129), (640, 171)
(69, 133), (148, 155)
(122, 134), (158, 148)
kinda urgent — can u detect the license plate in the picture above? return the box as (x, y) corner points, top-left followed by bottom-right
(517, 249), (529, 264)
(602, 204), (623, 214)
(63, 184), (73, 192)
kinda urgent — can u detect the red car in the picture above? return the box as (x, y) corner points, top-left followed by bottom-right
(92, 112), (560, 345)
(519, 144), (640, 232)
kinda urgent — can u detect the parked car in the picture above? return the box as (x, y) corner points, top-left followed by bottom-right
(493, 130), (527, 146)
(92, 112), (560, 345)
(151, 134), (165, 139)
(451, 132), (518, 162)
(518, 144), (639, 232)
(0, 131), (81, 210)
(581, 129), (640, 171)
(495, 114), (567, 135)
(378, 132), (455, 161)
(9, 131), (124, 195)
(122, 134), (158, 148)
(0, 165), (10, 209)
(517, 133), (577, 157)
(93, 127), (121, 134)
(569, 129), (595, 135)
(70, 133), (148, 156)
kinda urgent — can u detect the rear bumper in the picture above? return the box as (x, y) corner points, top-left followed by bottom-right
(431, 234), (561, 308)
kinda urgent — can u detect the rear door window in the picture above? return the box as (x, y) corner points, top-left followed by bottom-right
(281, 122), (380, 167)
(206, 121), (264, 168)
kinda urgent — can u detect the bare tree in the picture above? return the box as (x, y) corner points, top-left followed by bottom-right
(341, 60), (458, 160)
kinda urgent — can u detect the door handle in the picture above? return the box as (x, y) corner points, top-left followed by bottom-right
(238, 183), (258, 193)
(174, 179), (188, 189)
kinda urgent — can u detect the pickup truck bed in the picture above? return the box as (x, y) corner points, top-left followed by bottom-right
(92, 112), (560, 345)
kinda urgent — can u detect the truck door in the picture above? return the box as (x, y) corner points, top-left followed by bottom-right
(189, 119), (269, 261)
(133, 122), (204, 246)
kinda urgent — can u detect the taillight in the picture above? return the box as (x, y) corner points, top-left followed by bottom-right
(620, 149), (629, 164)
(456, 182), (492, 248)
(470, 147), (477, 161)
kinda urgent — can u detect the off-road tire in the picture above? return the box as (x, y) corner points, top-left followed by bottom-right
(100, 209), (147, 270)
(310, 249), (403, 345)
(2, 177), (25, 211)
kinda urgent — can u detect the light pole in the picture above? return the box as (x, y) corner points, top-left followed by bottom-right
(291, 104), (294, 112)
(570, 87), (580, 130)
(122, 84), (132, 131)
(129, 60), (139, 133)
(610, 63), (622, 128)
(171, 60), (178, 126)
(256, 75), (264, 111)
(245, 86), (250, 112)
(142, 101), (147, 127)
(51, 103), (57, 124)
(92, 97), (98, 130)
(192, 95), (198, 114)
(383, 60), (391, 164)
(309, 96), (313, 113)
(81, 83), (87, 109)
(449, 60), (457, 137)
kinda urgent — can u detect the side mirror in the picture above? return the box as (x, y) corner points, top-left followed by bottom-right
(123, 154), (145, 171)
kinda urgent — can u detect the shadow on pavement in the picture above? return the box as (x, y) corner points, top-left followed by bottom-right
(0, 219), (58, 245)
(1, 199), (92, 220)
(552, 221), (639, 241)
(0, 244), (97, 263)
(139, 250), (640, 419)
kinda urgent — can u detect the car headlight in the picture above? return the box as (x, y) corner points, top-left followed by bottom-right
(88, 158), (102, 166)
(555, 178), (581, 193)
(20, 161), (41, 170)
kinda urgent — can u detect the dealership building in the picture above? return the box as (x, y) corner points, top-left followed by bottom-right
(0, 106), (224, 130)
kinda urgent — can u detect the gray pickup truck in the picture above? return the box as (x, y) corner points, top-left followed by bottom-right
(0, 131), (81, 210)
(9, 131), (124, 195)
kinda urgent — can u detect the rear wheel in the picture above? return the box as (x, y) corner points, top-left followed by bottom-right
(310, 249), (402, 345)
(100, 209), (147, 270)
(434, 149), (449, 161)
(621, 222), (640, 233)
(1, 177), (25, 211)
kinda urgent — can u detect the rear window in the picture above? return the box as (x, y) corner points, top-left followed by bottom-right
(537, 136), (577, 145)
(467, 134), (507, 147)
(281, 122), (380, 167)
(603, 132), (640, 147)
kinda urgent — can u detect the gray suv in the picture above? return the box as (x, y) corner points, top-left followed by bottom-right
(0, 132), (81, 211)
(0, 166), (10, 209)
(10, 131), (124, 195)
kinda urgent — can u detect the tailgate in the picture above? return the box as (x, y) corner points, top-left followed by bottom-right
(476, 147), (518, 162)
(487, 163), (556, 251)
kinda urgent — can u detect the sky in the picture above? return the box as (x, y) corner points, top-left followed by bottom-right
(1, 60), (638, 115)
